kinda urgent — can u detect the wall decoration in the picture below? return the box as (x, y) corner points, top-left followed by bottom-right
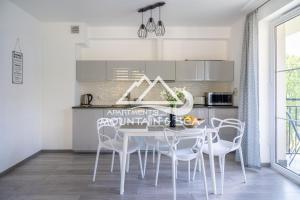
(12, 38), (23, 84)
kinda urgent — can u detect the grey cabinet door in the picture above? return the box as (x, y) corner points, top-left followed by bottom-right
(205, 61), (234, 81)
(175, 61), (205, 81)
(145, 61), (175, 80)
(76, 60), (106, 82)
(72, 109), (104, 151)
(208, 108), (238, 141)
(188, 108), (209, 125)
(106, 61), (146, 81)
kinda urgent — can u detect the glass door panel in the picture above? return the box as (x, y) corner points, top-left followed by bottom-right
(275, 15), (300, 175)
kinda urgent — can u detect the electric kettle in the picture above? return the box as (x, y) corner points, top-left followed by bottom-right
(80, 94), (93, 105)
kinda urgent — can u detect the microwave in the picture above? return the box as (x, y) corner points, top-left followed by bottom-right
(206, 92), (233, 106)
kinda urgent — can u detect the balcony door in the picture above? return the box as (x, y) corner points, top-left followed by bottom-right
(274, 10), (300, 178)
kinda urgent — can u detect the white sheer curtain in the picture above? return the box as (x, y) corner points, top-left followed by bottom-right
(238, 10), (261, 168)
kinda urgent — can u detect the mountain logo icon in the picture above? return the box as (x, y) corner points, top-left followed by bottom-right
(116, 75), (183, 105)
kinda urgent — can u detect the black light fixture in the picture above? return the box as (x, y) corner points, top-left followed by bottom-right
(155, 6), (165, 36)
(137, 2), (166, 38)
(146, 9), (156, 32)
(137, 11), (147, 39)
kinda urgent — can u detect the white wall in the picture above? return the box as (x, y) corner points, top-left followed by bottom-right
(0, 0), (42, 173)
(42, 23), (85, 149)
(80, 26), (230, 61)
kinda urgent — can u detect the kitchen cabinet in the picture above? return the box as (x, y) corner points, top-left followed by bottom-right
(76, 60), (106, 82)
(188, 108), (209, 125)
(106, 61), (145, 81)
(145, 61), (175, 80)
(205, 61), (234, 81)
(73, 109), (104, 151)
(175, 61), (205, 81)
(208, 108), (238, 141)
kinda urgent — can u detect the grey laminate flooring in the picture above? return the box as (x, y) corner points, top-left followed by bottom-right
(0, 152), (299, 200)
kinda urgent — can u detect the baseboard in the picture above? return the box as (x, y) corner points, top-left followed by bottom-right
(0, 150), (41, 177)
(41, 149), (74, 153)
(261, 162), (271, 167)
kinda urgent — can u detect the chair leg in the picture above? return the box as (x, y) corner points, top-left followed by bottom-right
(152, 145), (156, 164)
(172, 155), (177, 200)
(198, 158), (201, 172)
(92, 145), (101, 182)
(192, 158), (198, 181)
(239, 147), (247, 183)
(110, 151), (115, 173)
(218, 156), (222, 174)
(155, 152), (161, 186)
(175, 160), (178, 179)
(219, 155), (225, 195)
(188, 160), (191, 183)
(126, 154), (130, 173)
(200, 153), (208, 200)
(138, 150), (144, 178)
(143, 145), (149, 176)
(119, 152), (123, 172)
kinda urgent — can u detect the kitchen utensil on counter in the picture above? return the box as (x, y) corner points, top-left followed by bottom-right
(194, 96), (206, 105)
(81, 94), (93, 106)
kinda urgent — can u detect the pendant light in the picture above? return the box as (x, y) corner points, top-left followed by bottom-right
(155, 6), (165, 36)
(137, 11), (147, 39)
(146, 9), (156, 32)
(137, 2), (166, 38)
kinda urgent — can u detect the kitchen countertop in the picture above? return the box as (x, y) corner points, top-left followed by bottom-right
(72, 104), (238, 109)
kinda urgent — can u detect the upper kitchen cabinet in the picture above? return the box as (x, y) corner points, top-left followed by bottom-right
(76, 60), (106, 82)
(145, 61), (175, 80)
(106, 61), (145, 81)
(175, 61), (205, 81)
(205, 61), (234, 81)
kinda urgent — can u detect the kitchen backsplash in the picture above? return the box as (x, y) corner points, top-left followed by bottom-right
(79, 81), (233, 105)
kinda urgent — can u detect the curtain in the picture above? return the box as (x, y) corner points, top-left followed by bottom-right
(238, 10), (261, 168)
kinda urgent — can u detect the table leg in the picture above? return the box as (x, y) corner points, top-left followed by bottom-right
(208, 131), (217, 194)
(120, 134), (128, 195)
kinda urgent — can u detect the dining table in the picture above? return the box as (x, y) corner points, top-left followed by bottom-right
(118, 124), (217, 196)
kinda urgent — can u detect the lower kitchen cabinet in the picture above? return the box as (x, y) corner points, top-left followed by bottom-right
(188, 108), (209, 125)
(73, 109), (104, 151)
(72, 107), (238, 151)
(208, 108), (238, 141)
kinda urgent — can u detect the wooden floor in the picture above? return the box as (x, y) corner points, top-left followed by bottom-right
(0, 152), (300, 200)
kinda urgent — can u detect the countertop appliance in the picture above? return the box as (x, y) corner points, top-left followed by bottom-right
(206, 92), (233, 106)
(80, 94), (93, 106)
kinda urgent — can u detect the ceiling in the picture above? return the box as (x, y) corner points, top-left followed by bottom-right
(10, 0), (257, 26)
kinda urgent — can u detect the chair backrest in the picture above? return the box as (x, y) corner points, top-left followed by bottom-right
(96, 118), (118, 144)
(211, 118), (245, 149)
(287, 112), (300, 140)
(163, 127), (207, 154)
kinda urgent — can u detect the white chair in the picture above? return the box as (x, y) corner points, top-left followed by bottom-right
(155, 127), (209, 200)
(143, 137), (158, 175)
(202, 118), (246, 194)
(92, 118), (144, 182)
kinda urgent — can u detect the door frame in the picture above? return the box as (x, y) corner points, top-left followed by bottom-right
(269, 6), (300, 184)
